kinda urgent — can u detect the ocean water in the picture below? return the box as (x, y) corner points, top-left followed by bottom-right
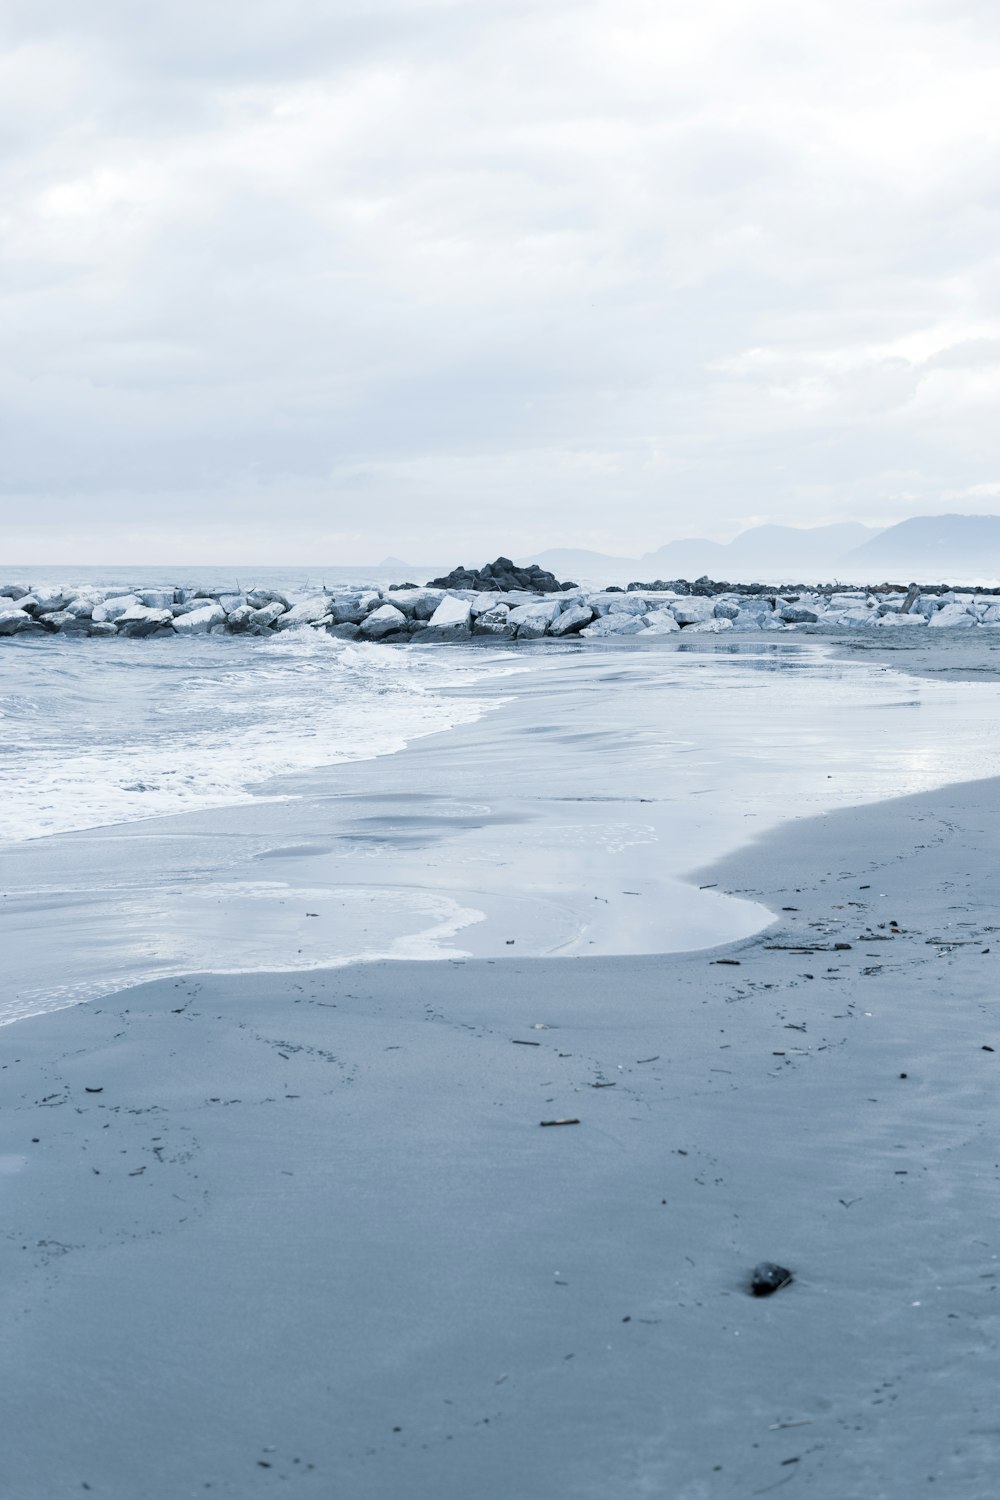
(4, 630), (1000, 1027)
(0, 629), (520, 842)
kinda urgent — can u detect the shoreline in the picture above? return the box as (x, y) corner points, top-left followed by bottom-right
(8, 635), (1000, 1027)
(3, 764), (1000, 1493)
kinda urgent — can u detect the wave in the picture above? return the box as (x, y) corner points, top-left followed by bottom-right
(0, 629), (525, 843)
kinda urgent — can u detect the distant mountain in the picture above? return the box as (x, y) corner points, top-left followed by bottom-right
(838, 515), (1000, 580)
(641, 522), (880, 580)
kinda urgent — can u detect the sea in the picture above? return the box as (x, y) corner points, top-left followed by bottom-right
(4, 566), (1000, 1025)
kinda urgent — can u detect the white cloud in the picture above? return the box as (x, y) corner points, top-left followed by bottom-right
(2, 0), (1000, 561)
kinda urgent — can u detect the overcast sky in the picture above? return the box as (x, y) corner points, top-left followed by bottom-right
(3, 0), (1000, 564)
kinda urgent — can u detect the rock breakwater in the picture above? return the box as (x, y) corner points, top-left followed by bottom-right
(4, 576), (1000, 643)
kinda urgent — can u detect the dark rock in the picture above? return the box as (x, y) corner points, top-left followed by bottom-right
(389, 582), (419, 590)
(781, 606), (819, 624)
(426, 557), (574, 594)
(750, 1262), (794, 1296)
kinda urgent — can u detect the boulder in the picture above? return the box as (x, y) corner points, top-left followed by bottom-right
(246, 589), (291, 610)
(472, 605), (515, 637)
(427, 557), (574, 594)
(21, 591), (67, 615)
(832, 608), (875, 629)
(217, 594), (245, 614)
(780, 606), (819, 624)
(0, 608), (35, 635)
(92, 594), (140, 623)
(226, 605), (256, 632)
(581, 614), (647, 637)
(507, 600), (562, 638)
(359, 604), (408, 639)
(683, 617), (733, 633)
(382, 589), (445, 619)
(327, 622), (360, 640)
(0, 583), (30, 601)
(928, 603), (977, 628)
(713, 600), (740, 620)
(139, 590), (175, 609)
(86, 621), (119, 638)
(549, 603), (595, 636)
(731, 611), (764, 630)
(426, 596), (473, 632)
(607, 596), (648, 617)
(63, 597), (98, 619)
(277, 595), (332, 629)
(247, 601), (288, 632)
(643, 608), (680, 633)
(172, 603), (226, 635)
(329, 591), (381, 624)
(672, 598), (717, 625)
(39, 610), (88, 632)
(117, 606), (175, 637)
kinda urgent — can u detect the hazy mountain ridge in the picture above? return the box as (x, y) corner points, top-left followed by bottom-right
(839, 515), (1000, 575)
(525, 516), (1000, 584)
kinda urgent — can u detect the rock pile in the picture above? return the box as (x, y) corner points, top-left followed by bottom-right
(3, 578), (1000, 643)
(426, 557), (576, 593)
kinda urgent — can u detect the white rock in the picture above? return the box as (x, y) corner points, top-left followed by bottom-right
(92, 594), (140, 623)
(40, 610), (87, 631)
(329, 591), (381, 624)
(472, 605), (514, 637)
(246, 589), (291, 610)
(713, 600), (740, 619)
(359, 604), (407, 638)
(172, 604), (226, 635)
(21, 591), (67, 614)
(832, 608), (876, 629)
(117, 606), (174, 636)
(607, 596), (648, 616)
(139, 590), (175, 609)
(277, 595), (332, 629)
(226, 605), (256, 631)
(549, 603), (595, 636)
(427, 596), (473, 630)
(0, 609), (35, 635)
(581, 614), (647, 637)
(928, 603), (977, 628)
(247, 602), (287, 630)
(507, 600), (562, 638)
(63, 597), (98, 618)
(672, 598), (717, 625)
(382, 589), (446, 619)
(731, 611), (764, 630)
(683, 617), (733, 633)
(643, 608), (680, 633)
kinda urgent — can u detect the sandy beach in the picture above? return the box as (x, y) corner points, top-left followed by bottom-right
(2, 635), (1000, 1498)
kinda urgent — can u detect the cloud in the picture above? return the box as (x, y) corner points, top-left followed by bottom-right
(2, 0), (1000, 562)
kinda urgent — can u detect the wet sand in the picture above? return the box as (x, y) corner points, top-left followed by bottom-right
(3, 758), (1000, 1496)
(8, 635), (1000, 1025)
